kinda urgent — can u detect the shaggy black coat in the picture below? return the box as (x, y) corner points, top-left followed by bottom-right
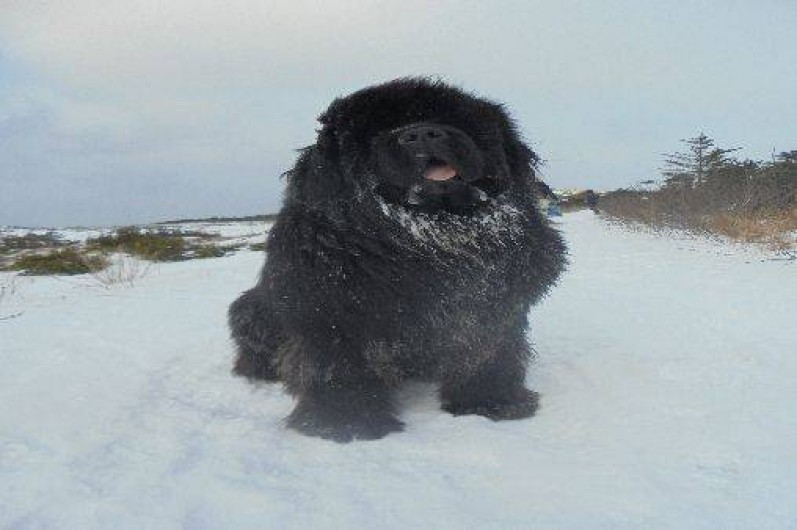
(229, 78), (567, 442)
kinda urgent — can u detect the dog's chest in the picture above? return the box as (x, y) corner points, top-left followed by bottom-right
(378, 199), (527, 260)
(372, 201), (529, 333)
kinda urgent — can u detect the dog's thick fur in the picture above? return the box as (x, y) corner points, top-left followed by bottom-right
(229, 78), (566, 442)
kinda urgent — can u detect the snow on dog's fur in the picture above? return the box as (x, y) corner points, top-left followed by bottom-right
(229, 78), (567, 442)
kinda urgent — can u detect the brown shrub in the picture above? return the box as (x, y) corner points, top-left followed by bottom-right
(707, 209), (797, 250)
(6, 248), (109, 276)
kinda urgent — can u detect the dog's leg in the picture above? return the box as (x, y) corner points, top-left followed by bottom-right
(440, 335), (540, 420)
(279, 338), (404, 442)
(228, 288), (282, 382)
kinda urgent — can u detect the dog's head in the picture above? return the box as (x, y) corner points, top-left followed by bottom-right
(288, 78), (539, 214)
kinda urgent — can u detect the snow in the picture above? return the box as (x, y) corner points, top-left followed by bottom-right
(156, 220), (268, 240)
(0, 220), (268, 246)
(378, 197), (525, 253)
(0, 227), (110, 244)
(1, 211), (795, 529)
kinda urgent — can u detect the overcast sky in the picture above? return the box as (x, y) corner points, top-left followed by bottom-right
(1, 0), (795, 227)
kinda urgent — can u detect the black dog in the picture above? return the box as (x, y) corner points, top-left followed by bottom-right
(229, 78), (566, 442)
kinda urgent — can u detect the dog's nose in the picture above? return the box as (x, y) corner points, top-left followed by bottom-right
(396, 125), (449, 147)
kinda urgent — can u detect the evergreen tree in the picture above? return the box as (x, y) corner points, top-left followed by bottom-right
(661, 133), (739, 188)
(758, 150), (797, 210)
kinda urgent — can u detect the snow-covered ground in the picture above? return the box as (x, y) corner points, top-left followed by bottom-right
(1, 211), (795, 529)
(0, 219), (267, 245)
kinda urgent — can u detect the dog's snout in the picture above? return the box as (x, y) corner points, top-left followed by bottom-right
(396, 125), (449, 147)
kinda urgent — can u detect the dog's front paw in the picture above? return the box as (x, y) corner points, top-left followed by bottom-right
(285, 398), (404, 443)
(443, 389), (540, 421)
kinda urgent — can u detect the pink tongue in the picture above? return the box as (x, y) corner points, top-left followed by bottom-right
(424, 164), (457, 181)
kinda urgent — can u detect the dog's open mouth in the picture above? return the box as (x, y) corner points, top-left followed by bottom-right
(422, 157), (457, 182)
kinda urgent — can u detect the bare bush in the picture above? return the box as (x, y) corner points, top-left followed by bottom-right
(0, 275), (23, 321)
(601, 141), (797, 249)
(90, 254), (153, 288)
(3, 248), (110, 276)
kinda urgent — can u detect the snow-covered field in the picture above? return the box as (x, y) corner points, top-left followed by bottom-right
(0, 219), (267, 245)
(1, 211), (795, 529)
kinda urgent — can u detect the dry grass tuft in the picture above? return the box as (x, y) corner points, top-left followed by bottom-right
(707, 209), (797, 250)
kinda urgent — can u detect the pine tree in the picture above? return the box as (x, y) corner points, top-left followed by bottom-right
(661, 133), (739, 188)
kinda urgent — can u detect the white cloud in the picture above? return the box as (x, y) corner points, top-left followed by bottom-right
(1, 0), (443, 91)
(1, 0), (796, 225)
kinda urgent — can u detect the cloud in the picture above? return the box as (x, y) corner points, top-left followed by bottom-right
(1, 0), (449, 92)
(1, 0), (796, 225)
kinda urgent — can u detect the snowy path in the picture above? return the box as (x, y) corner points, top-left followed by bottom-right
(1, 212), (795, 529)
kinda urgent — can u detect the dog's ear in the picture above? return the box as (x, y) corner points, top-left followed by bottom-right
(507, 141), (540, 182)
(492, 105), (540, 188)
(501, 120), (540, 185)
(284, 144), (349, 208)
(316, 107), (340, 162)
(284, 104), (360, 208)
